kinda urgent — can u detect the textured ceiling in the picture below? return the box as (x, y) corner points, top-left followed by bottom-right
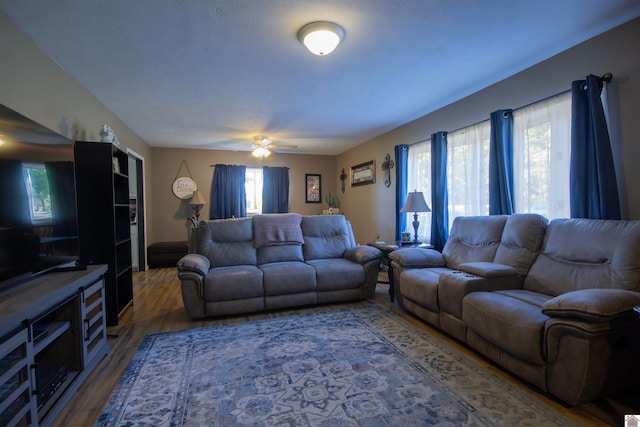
(1, 1), (639, 155)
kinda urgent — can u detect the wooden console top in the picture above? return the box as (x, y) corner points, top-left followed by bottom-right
(0, 265), (108, 336)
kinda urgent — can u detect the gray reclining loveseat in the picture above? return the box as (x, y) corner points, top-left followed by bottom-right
(389, 214), (640, 405)
(177, 213), (382, 319)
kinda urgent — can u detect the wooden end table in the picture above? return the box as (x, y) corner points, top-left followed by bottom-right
(368, 241), (433, 302)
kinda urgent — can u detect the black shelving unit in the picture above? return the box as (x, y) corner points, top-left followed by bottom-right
(74, 141), (133, 326)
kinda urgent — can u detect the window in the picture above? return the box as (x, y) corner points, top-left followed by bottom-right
(447, 120), (491, 227)
(513, 92), (571, 219)
(22, 163), (52, 222)
(404, 91), (571, 243)
(407, 142), (432, 243)
(245, 168), (263, 215)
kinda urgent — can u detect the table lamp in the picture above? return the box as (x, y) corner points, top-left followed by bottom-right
(189, 190), (206, 221)
(400, 190), (431, 244)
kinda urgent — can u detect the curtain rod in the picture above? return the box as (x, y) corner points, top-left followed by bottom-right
(600, 72), (613, 83)
(407, 72), (611, 147)
(408, 88), (570, 146)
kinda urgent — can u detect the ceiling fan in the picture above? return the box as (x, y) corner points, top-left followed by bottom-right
(251, 135), (297, 158)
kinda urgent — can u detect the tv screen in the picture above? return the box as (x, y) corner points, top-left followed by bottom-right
(0, 104), (80, 289)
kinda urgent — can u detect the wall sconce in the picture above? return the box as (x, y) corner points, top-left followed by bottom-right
(189, 190), (206, 221)
(400, 190), (431, 244)
(298, 21), (345, 56)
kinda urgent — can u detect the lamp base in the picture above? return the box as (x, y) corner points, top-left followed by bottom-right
(412, 213), (421, 245)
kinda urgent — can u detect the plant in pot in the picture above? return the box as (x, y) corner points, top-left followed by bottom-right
(325, 192), (340, 214)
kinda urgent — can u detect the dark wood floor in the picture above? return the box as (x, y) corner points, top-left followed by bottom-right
(53, 268), (637, 427)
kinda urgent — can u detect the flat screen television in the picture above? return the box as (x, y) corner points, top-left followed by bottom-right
(0, 104), (81, 291)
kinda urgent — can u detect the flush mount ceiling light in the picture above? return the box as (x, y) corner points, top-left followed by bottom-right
(298, 21), (345, 56)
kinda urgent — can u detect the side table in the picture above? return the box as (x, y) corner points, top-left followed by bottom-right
(367, 241), (433, 302)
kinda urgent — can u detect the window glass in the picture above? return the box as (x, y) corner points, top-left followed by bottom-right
(447, 120), (491, 228)
(513, 92), (571, 219)
(245, 168), (263, 214)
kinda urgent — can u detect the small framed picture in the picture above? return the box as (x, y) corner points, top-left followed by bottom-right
(305, 174), (321, 203)
(351, 160), (376, 187)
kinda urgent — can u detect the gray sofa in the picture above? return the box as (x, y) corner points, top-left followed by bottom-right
(177, 213), (382, 319)
(389, 214), (640, 405)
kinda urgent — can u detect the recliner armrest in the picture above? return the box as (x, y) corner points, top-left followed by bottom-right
(388, 248), (445, 269)
(345, 245), (382, 265)
(542, 289), (640, 323)
(176, 253), (210, 277)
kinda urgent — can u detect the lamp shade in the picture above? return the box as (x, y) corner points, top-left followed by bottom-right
(298, 21), (344, 56)
(189, 190), (206, 206)
(400, 191), (431, 213)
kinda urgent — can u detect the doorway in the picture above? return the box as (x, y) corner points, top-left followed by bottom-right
(128, 150), (146, 271)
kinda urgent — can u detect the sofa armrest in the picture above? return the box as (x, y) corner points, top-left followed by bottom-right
(543, 292), (640, 405)
(457, 261), (519, 278)
(344, 245), (382, 265)
(542, 289), (640, 323)
(176, 253), (210, 277)
(388, 248), (445, 269)
(543, 313), (640, 405)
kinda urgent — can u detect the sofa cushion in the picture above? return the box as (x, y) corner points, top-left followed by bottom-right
(301, 215), (351, 260)
(541, 289), (640, 322)
(257, 244), (304, 265)
(203, 266), (263, 301)
(197, 218), (257, 267)
(306, 258), (363, 291)
(253, 213), (304, 248)
(463, 290), (552, 365)
(260, 261), (316, 295)
(493, 213), (547, 275)
(208, 241), (257, 268)
(524, 218), (640, 295)
(443, 215), (508, 269)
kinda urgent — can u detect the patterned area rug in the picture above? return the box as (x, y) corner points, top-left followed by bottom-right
(96, 305), (577, 426)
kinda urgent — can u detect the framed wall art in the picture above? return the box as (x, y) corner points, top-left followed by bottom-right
(351, 160), (376, 187)
(305, 174), (322, 203)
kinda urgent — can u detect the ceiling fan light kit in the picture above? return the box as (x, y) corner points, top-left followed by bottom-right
(298, 21), (344, 56)
(252, 146), (271, 158)
(252, 135), (272, 158)
(249, 135), (298, 157)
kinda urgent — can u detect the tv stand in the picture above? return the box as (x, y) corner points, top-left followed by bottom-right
(0, 265), (109, 426)
(48, 261), (88, 273)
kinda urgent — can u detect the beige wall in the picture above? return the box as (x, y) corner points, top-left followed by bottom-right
(338, 17), (640, 244)
(0, 12), (154, 239)
(150, 148), (336, 242)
